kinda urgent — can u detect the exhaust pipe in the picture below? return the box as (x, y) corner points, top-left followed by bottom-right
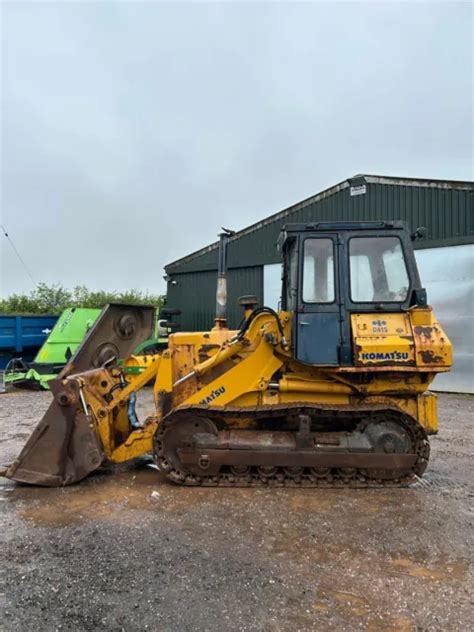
(214, 228), (234, 330)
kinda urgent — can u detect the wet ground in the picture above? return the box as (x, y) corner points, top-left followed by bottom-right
(0, 390), (473, 631)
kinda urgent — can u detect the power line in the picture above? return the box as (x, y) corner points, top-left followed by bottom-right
(1, 224), (37, 287)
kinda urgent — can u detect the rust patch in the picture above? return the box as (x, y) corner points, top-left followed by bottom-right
(356, 360), (416, 368)
(414, 326), (433, 339)
(157, 389), (173, 417)
(418, 350), (443, 364)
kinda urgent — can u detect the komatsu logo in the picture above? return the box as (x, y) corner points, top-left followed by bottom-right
(361, 351), (409, 361)
(200, 386), (226, 405)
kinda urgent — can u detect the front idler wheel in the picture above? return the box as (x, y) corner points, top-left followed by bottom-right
(362, 417), (419, 481)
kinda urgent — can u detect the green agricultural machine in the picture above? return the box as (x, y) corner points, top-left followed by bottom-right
(4, 307), (171, 391)
(4, 308), (101, 390)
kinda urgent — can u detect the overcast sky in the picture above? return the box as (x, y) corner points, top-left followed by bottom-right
(1, 1), (472, 297)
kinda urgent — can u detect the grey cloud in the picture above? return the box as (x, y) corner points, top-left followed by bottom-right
(1, 1), (472, 296)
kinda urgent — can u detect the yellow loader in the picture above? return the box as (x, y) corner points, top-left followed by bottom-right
(1, 221), (452, 488)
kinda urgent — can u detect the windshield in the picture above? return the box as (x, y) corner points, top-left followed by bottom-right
(349, 236), (409, 302)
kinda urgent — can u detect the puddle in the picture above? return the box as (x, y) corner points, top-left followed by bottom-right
(287, 493), (341, 513)
(287, 488), (421, 517)
(8, 466), (217, 527)
(314, 585), (417, 629)
(366, 617), (415, 631)
(269, 533), (333, 564)
(324, 588), (370, 616)
(388, 556), (468, 581)
(8, 469), (352, 528)
(8, 465), (271, 528)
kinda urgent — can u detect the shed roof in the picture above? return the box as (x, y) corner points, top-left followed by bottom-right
(165, 173), (474, 272)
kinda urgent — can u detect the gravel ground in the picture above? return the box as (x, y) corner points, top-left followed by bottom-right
(0, 389), (473, 631)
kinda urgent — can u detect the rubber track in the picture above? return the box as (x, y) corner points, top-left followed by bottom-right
(153, 402), (430, 488)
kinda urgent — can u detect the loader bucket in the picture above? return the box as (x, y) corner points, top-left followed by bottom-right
(2, 304), (155, 486)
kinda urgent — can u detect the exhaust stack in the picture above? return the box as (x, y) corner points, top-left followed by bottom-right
(214, 228), (234, 330)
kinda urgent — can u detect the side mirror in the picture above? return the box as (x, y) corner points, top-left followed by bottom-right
(411, 226), (427, 241)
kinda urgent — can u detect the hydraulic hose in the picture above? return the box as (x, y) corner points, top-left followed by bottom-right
(174, 307), (287, 389)
(235, 306), (286, 344)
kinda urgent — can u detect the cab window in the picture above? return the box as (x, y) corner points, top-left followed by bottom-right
(302, 238), (335, 303)
(349, 236), (409, 302)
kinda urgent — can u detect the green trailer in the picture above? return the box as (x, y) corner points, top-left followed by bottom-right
(4, 307), (101, 390)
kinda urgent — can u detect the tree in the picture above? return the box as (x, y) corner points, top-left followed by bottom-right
(0, 283), (165, 314)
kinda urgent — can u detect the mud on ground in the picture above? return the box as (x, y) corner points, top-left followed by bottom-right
(0, 390), (473, 631)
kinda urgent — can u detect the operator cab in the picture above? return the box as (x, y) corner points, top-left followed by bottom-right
(278, 221), (427, 366)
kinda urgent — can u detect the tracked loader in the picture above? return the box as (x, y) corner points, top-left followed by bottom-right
(1, 222), (452, 488)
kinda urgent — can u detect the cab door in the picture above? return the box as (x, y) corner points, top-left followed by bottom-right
(295, 235), (342, 365)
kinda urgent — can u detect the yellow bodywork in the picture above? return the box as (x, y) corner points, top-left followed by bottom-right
(352, 309), (452, 370)
(75, 306), (451, 464)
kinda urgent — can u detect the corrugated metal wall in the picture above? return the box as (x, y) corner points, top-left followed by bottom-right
(167, 266), (262, 330)
(165, 179), (473, 331)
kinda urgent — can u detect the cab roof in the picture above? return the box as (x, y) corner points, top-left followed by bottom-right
(277, 221), (410, 250)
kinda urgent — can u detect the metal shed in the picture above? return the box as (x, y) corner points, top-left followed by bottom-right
(165, 174), (474, 393)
